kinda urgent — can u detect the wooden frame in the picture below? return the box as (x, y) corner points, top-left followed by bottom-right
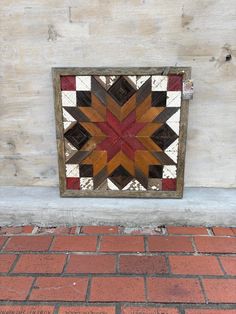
(52, 67), (191, 198)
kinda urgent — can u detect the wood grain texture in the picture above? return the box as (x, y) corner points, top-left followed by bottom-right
(53, 67), (190, 197)
(0, 0), (235, 189)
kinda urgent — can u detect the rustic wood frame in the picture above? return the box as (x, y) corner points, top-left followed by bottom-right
(52, 67), (191, 198)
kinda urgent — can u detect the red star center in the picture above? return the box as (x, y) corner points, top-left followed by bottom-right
(96, 109), (146, 161)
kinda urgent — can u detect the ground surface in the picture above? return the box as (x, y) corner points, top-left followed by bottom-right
(0, 225), (236, 314)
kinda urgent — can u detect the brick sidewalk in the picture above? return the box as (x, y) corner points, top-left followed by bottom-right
(0, 225), (236, 314)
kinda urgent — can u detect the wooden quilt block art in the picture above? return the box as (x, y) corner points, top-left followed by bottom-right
(52, 67), (191, 198)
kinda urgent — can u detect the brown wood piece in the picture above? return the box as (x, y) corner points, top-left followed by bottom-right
(52, 67), (191, 198)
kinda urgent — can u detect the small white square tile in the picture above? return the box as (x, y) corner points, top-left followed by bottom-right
(63, 108), (76, 122)
(167, 109), (180, 123)
(76, 76), (91, 91)
(167, 122), (179, 135)
(80, 177), (94, 190)
(137, 76), (150, 89)
(66, 164), (80, 178)
(61, 91), (76, 107)
(167, 91), (181, 107)
(107, 179), (119, 190)
(165, 139), (179, 163)
(127, 76), (137, 86)
(152, 76), (168, 91)
(163, 165), (177, 179)
(63, 122), (76, 132)
(123, 179), (146, 191)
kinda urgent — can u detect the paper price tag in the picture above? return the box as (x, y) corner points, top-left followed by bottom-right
(183, 79), (194, 100)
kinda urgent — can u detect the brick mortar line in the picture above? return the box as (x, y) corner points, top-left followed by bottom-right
(54, 303), (60, 314)
(116, 254), (120, 273)
(8, 253), (20, 274)
(144, 235), (148, 252)
(190, 236), (198, 255)
(1, 251), (236, 256)
(216, 255), (228, 276)
(165, 255), (171, 274)
(26, 277), (37, 301)
(179, 304), (185, 314)
(85, 275), (92, 302)
(1, 273), (236, 279)
(61, 253), (70, 274)
(96, 235), (101, 253)
(0, 237), (10, 251)
(198, 276), (209, 304)
(0, 301), (236, 309)
(0, 301), (235, 314)
(144, 276), (148, 302)
(115, 303), (121, 314)
(48, 236), (56, 251)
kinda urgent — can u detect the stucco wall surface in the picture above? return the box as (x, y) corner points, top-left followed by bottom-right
(0, 0), (236, 188)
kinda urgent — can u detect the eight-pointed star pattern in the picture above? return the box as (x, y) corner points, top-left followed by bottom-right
(60, 74), (182, 192)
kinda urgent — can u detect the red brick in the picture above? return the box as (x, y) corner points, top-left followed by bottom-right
(203, 279), (236, 303)
(120, 255), (167, 274)
(122, 306), (179, 314)
(30, 277), (88, 301)
(194, 236), (236, 253)
(0, 306), (55, 314)
(0, 227), (22, 235)
(167, 226), (208, 235)
(81, 226), (120, 234)
(13, 254), (66, 273)
(100, 236), (144, 252)
(219, 256), (236, 275)
(90, 277), (145, 302)
(66, 254), (116, 273)
(232, 228), (236, 235)
(51, 236), (97, 251)
(0, 236), (7, 249)
(4, 236), (52, 252)
(212, 227), (234, 236)
(59, 306), (116, 314)
(186, 310), (236, 314)
(147, 278), (204, 303)
(70, 226), (78, 234)
(0, 276), (33, 300)
(169, 255), (223, 275)
(0, 226), (34, 235)
(0, 254), (16, 272)
(22, 225), (34, 233)
(148, 236), (194, 252)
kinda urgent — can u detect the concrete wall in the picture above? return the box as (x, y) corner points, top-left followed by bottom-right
(1, 0), (236, 189)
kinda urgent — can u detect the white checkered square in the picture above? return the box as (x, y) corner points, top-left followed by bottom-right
(152, 76), (168, 91)
(167, 91), (181, 107)
(76, 76), (91, 91)
(61, 91), (76, 107)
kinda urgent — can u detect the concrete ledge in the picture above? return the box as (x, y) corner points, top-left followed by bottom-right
(0, 187), (235, 227)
